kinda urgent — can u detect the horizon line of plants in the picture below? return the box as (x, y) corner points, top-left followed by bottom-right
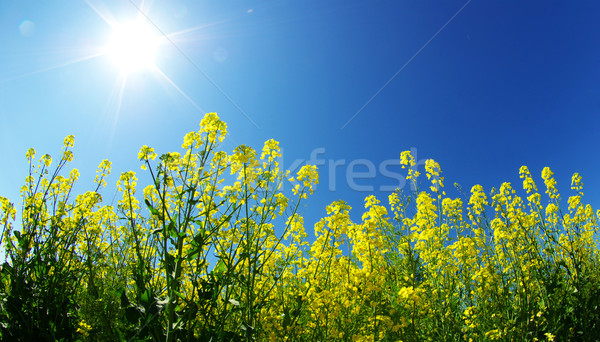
(1, 112), (599, 341)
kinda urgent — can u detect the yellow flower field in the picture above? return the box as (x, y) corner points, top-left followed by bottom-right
(1, 113), (599, 341)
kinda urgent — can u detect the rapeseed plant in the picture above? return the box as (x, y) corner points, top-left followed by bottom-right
(1, 113), (599, 341)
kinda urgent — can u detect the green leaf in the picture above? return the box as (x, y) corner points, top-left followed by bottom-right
(140, 288), (152, 306)
(190, 229), (208, 247)
(144, 199), (160, 217)
(213, 260), (227, 277)
(185, 248), (200, 262)
(167, 221), (177, 238)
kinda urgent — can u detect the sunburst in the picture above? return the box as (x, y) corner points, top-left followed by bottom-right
(84, 0), (210, 134)
(104, 20), (159, 73)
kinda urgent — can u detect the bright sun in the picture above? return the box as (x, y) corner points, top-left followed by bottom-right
(105, 21), (159, 72)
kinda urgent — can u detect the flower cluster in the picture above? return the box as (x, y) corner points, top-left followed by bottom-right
(1, 114), (599, 341)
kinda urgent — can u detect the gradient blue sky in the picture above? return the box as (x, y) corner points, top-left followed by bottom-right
(1, 0), (599, 227)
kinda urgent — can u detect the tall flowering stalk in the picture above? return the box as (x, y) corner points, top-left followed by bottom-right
(1, 117), (599, 341)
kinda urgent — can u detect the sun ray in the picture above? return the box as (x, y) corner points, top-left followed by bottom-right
(0, 52), (105, 85)
(152, 66), (206, 113)
(150, 66), (242, 148)
(164, 20), (231, 40)
(103, 72), (128, 149)
(114, 73), (128, 126)
(83, 0), (255, 135)
(85, 0), (119, 28)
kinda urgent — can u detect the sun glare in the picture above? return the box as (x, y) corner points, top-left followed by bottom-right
(105, 21), (159, 72)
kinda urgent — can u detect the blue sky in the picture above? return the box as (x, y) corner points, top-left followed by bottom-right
(1, 0), (599, 228)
